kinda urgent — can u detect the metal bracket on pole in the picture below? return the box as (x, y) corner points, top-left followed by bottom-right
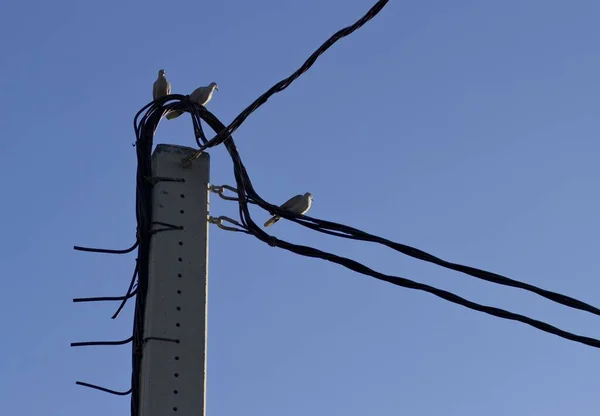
(139, 144), (210, 416)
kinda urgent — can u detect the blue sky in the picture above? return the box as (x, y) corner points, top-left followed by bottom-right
(1, 0), (600, 414)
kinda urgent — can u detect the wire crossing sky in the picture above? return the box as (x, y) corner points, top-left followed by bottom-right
(1, 1), (600, 415)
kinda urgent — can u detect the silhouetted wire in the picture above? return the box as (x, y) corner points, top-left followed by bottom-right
(131, 99), (157, 416)
(159, 0), (600, 321)
(265, 237), (600, 349)
(157, 67), (600, 346)
(73, 290), (137, 303)
(288, 214), (600, 317)
(73, 240), (139, 254)
(112, 263), (139, 319)
(225, 157), (600, 317)
(186, 73), (600, 320)
(72, 262), (138, 306)
(76, 381), (132, 396)
(187, 0), (391, 160)
(171, 101), (600, 350)
(71, 336), (133, 347)
(191, 102), (600, 322)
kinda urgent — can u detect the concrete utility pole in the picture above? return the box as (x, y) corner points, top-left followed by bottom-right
(139, 144), (210, 416)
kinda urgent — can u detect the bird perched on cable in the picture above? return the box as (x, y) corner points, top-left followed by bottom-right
(153, 69), (171, 100)
(166, 82), (219, 120)
(264, 192), (313, 228)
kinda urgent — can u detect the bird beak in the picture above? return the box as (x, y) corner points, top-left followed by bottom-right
(215, 86), (219, 91)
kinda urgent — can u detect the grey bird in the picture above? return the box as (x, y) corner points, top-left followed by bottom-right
(153, 69), (171, 100)
(166, 82), (219, 120)
(264, 192), (313, 228)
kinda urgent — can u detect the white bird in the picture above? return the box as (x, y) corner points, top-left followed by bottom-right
(264, 192), (313, 228)
(166, 82), (219, 120)
(153, 69), (171, 100)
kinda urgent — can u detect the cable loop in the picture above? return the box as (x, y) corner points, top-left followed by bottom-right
(209, 184), (241, 201)
(208, 216), (249, 233)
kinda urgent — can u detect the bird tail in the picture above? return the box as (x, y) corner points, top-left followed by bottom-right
(264, 216), (280, 227)
(166, 110), (184, 120)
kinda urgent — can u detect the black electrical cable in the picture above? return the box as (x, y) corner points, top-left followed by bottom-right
(76, 381), (132, 396)
(112, 263), (139, 319)
(71, 336), (133, 347)
(186, 102), (600, 325)
(193, 0), (391, 154)
(129, 95), (600, 352)
(277, 213), (600, 317)
(130, 99), (158, 416)
(210, 116), (600, 349)
(147, 78), (600, 351)
(73, 240), (139, 254)
(267, 237), (600, 349)
(73, 290), (137, 303)
(159, 0), (600, 321)
(219, 140), (600, 318)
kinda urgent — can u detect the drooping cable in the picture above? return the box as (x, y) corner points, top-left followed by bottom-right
(140, 91), (600, 351)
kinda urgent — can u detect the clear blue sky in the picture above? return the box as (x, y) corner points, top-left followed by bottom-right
(1, 0), (599, 414)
